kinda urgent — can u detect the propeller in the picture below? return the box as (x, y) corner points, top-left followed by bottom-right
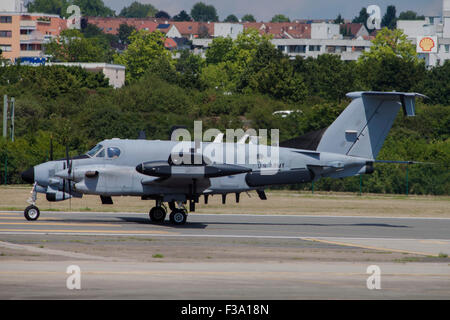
(66, 145), (74, 209)
(63, 145), (73, 203)
(49, 135), (53, 161)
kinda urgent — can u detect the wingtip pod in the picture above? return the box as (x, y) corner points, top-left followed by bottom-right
(346, 91), (428, 117)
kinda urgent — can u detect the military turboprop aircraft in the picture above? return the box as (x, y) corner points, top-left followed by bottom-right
(21, 91), (426, 225)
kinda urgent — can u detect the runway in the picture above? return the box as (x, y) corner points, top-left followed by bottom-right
(1, 211), (449, 299)
(0, 211), (450, 256)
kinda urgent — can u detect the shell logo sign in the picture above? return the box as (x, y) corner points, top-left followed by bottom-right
(417, 36), (438, 53)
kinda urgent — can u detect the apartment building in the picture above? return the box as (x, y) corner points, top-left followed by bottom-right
(193, 22), (372, 61)
(397, 0), (450, 67)
(0, 6), (66, 63)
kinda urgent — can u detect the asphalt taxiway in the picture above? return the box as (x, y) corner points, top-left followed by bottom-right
(0, 211), (450, 256)
(0, 211), (449, 299)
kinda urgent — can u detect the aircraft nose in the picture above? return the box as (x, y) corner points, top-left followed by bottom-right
(21, 167), (35, 184)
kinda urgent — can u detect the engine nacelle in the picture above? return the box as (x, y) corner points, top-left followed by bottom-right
(46, 191), (73, 202)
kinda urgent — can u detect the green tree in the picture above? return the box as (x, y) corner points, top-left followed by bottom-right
(334, 14), (344, 24)
(27, 0), (115, 17)
(45, 29), (111, 62)
(398, 11), (425, 20)
(203, 29), (278, 94)
(155, 11), (171, 19)
(119, 1), (158, 18)
(247, 56), (308, 103)
(173, 10), (192, 21)
(293, 55), (358, 102)
(415, 60), (450, 105)
(190, 2), (219, 22)
(241, 14), (256, 22)
(360, 28), (418, 62)
(175, 50), (205, 89)
(224, 14), (239, 23)
(27, 0), (68, 16)
(382, 5), (397, 29)
(118, 23), (136, 45)
(271, 14), (290, 23)
(358, 28), (425, 92)
(113, 30), (174, 81)
(205, 37), (234, 64)
(352, 7), (369, 29)
(73, 0), (115, 17)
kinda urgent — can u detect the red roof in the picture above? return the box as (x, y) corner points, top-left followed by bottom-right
(172, 21), (214, 36)
(244, 22), (311, 39)
(164, 38), (177, 49)
(340, 23), (365, 37)
(86, 16), (158, 34)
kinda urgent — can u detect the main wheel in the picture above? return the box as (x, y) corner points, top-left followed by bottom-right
(169, 209), (187, 225)
(24, 205), (40, 221)
(149, 206), (166, 223)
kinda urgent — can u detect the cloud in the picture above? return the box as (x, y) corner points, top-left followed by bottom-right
(105, 0), (443, 21)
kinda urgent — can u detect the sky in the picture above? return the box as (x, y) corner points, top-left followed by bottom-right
(104, 0), (444, 21)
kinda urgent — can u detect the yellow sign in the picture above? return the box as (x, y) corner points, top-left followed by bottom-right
(417, 36), (438, 53)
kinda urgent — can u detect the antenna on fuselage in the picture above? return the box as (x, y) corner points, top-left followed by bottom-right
(138, 130), (146, 140)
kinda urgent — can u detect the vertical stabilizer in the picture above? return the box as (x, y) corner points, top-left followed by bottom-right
(316, 92), (426, 159)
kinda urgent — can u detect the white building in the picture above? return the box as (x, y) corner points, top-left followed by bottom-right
(397, 0), (450, 67)
(213, 23), (243, 39)
(193, 22), (372, 61)
(311, 22), (341, 39)
(47, 62), (126, 88)
(272, 38), (371, 60)
(0, 0), (26, 13)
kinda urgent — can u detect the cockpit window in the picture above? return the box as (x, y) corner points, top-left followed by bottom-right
(86, 144), (103, 157)
(96, 149), (105, 158)
(107, 147), (121, 159)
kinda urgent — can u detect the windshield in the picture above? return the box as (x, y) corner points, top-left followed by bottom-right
(86, 144), (103, 157)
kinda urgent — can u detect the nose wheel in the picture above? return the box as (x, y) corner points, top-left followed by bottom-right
(24, 183), (40, 221)
(24, 205), (40, 221)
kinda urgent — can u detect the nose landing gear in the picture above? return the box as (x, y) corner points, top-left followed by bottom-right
(24, 205), (40, 221)
(24, 183), (40, 221)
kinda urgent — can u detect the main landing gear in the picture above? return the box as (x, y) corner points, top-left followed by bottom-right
(149, 200), (188, 225)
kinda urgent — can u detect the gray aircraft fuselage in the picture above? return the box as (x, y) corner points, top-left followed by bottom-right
(31, 139), (372, 202)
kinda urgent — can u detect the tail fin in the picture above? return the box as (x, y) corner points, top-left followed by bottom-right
(316, 92), (427, 159)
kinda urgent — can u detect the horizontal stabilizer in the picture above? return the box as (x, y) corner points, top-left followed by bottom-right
(346, 92), (428, 117)
(375, 160), (435, 165)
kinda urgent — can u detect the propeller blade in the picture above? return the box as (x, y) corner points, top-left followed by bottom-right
(65, 145), (70, 170)
(65, 145), (73, 197)
(49, 136), (53, 161)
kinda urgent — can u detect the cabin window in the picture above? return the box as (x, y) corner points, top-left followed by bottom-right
(96, 149), (105, 158)
(86, 144), (103, 157)
(107, 147), (121, 159)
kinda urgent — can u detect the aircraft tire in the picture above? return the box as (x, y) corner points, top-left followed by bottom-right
(169, 209), (187, 225)
(24, 205), (40, 221)
(149, 206), (166, 223)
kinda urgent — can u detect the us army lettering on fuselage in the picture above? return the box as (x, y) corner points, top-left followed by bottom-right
(257, 162), (285, 169)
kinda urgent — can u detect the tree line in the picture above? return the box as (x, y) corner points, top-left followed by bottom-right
(0, 27), (448, 195)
